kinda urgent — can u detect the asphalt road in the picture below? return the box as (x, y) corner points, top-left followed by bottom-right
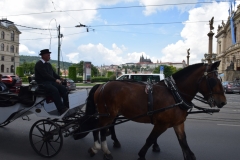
(0, 94), (239, 160)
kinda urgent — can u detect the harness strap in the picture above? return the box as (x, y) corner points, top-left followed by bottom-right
(145, 81), (154, 123)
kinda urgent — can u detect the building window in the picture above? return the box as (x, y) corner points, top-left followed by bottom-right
(1, 56), (4, 61)
(1, 43), (4, 51)
(1, 64), (4, 72)
(11, 65), (14, 73)
(11, 57), (14, 62)
(1, 31), (4, 39)
(11, 31), (15, 41)
(10, 45), (14, 53)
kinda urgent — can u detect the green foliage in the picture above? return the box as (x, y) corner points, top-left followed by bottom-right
(106, 71), (114, 77)
(20, 62), (35, 74)
(76, 76), (83, 82)
(109, 74), (116, 80)
(16, 67), (24, 77)
(153, 65), (177, 77)
(20, 55), (73, 69)
(91, 64), (98, 77)
(68, 67), (77, 82)
(91, 77), (109, 83)
(72, 61), (83, 76)
(21, 77), (28, 82)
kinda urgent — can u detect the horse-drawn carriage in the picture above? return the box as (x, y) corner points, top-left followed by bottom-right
(0, 80), (89, 157)
(0, 61), (227, 160)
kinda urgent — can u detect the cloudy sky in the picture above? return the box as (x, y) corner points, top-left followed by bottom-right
(0, 0), (239, 66)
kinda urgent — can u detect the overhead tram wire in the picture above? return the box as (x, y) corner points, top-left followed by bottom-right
(3, 1), (238, 17)
(62, 20), (225, 29)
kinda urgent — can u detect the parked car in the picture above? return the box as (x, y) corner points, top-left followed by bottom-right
(117, 74), (165, 82)
(64, 78), (76, 91)
(1, 75), (22, 93)
(222, 81), (240, 94)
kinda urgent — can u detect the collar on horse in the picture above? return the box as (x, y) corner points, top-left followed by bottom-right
(164, 76), (194, 110)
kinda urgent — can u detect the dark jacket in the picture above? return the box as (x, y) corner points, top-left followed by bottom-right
(34, 60), (60, 83)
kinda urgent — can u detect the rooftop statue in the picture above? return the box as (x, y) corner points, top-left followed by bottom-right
(209, 17), (214, 31)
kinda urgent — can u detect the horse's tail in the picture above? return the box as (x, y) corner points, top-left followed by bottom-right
(73, 84), (101, 140)
(85, 84), (101, 115)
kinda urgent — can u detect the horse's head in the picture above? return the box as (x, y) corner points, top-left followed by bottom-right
(198, 61), (226, 108)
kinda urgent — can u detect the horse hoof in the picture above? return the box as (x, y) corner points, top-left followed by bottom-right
(88, 148), (96, 157)
(113, 141), (121, 148)
(103, 153), (113, 160)
(152, 145), (160, 152)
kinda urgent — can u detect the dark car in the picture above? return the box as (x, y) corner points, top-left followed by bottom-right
(64, 78), (76, 91)
(2, 75), (22, 93)
(222, 81), (240, 94)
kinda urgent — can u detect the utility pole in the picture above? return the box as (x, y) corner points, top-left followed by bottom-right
(57, 25), (63, 75)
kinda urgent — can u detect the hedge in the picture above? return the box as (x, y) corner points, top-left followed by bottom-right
(16, 67), (24, 77)
(68, 67), (76, 82)
(91, 77), (109, 83)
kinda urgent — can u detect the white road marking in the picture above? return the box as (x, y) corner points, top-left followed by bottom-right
(217, 124), (240, 127)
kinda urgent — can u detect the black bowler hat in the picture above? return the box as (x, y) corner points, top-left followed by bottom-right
(39, 49), (51, 55)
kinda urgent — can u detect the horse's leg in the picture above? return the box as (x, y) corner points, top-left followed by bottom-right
(109, 117), (121, 148)
(88, 130), (101, 157)
(152, 140), (160, 152)
(138, 125), (167, 160)
(173, 123), (196, 160)
(100, 128), (113, 160)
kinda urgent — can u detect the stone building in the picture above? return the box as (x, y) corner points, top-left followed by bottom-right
(0, 19), (21, 75)
(215, 4), (240, 80)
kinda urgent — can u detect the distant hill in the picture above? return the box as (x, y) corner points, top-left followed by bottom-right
(20, 55), (75, 69)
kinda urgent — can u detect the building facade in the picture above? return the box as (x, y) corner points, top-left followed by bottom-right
(216, 4), (240, 76)
(0, 19), (21, 75)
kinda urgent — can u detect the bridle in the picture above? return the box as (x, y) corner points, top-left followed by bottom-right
(195, 64), (224, 107)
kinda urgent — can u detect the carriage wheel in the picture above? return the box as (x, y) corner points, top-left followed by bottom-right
(29, 119), (63, 158)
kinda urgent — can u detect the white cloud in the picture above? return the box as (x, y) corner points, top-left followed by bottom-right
(65, 43), (153, 65)
(139, 0), (197, 16)
(19, 44), (35, 54)
(160, 2), (233, 64)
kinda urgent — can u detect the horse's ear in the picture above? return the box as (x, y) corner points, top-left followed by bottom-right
(211, 61), (221, 70)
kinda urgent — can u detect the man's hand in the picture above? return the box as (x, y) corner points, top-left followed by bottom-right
(56, 79), (61, 84)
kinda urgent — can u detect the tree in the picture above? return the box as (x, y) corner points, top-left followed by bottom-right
(153, 65), (177, 77)
(20, 62), (35, 74)
(68, 66), (77, 82)
(72, 61), (83, 76)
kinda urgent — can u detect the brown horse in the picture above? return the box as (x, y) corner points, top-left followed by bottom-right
(85, 61), (226, 160)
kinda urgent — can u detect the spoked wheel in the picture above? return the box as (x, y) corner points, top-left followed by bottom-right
(29, 119), (63, 158)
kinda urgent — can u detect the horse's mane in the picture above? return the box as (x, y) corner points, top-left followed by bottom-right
(172, 63), (204, 80)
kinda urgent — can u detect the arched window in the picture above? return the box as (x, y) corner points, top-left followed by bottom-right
(11, 65), (14, 73)
(11, 31), (15, 41)
(1, 56), (4, 61)
(1, 31), (4, 39)
(1, 43), (4, 51)
(10, 45), (14, 53)
(1, 64), (4, 72)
